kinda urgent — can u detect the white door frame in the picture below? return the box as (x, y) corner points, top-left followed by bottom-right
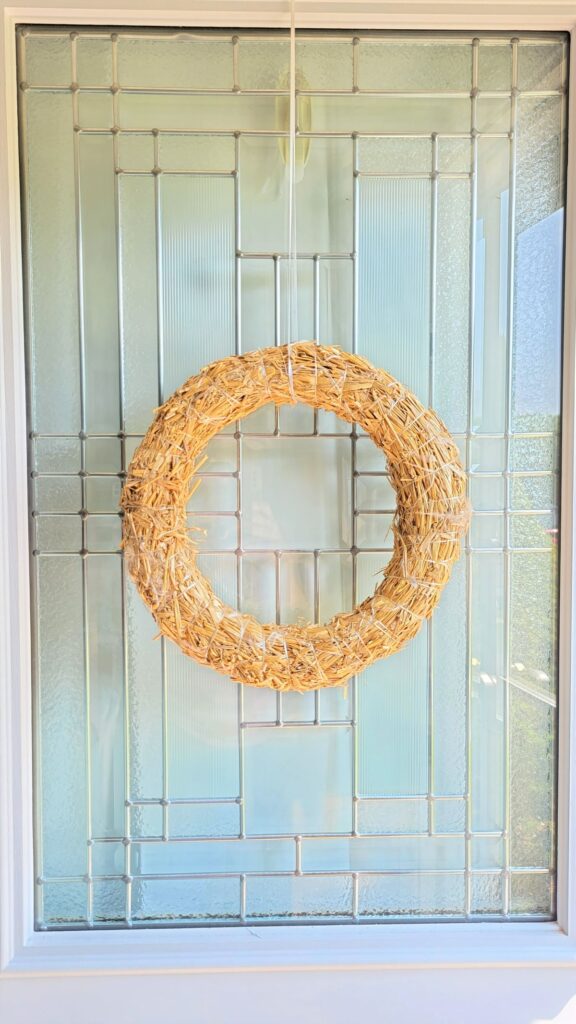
(2, 3), (576, 1021)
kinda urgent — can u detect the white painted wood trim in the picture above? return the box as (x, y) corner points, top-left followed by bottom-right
(2, 0), (576, 987)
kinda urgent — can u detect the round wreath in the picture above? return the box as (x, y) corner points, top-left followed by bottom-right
(121, 342), (470, 691)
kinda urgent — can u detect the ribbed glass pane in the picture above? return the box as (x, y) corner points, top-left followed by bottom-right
(359, 177), (431, 404)
(161, 175), (235, 397)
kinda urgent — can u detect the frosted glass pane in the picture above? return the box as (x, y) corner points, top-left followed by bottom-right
(358, 177), (430, 404)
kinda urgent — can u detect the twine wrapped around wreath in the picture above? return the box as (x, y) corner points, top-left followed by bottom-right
(121, 342), (470, 691)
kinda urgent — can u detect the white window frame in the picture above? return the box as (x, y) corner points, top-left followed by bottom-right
(2, 0), (576, 1013)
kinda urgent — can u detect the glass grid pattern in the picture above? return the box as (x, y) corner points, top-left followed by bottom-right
(18, 27), (566, 928)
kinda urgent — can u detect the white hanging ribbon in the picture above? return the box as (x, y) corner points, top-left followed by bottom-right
(287, 0), (298, 345)
(284, 0), (298, 399)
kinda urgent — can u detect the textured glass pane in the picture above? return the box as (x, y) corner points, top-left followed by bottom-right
(357, 798), (428, 835)
(478, 42), (512, 92)
(358, 41), (472, 91)
(297, 39), (353, 92)
(34, 437), (81, 474)
(42, 882), (87, 926)
(470, 873), (503, 914)
(359, 873), (465, 917)
(25, 93), (81, 433)
(131, 877), (239, 922)
(248, 875), (352, 920)
(118, 36), (234, 90)
(238, 39), (289, 91)
(37, 557), (87, 877)
(36, 514), (82, 553)
(26, 33), (71, 85)
(510, 873), (553, 916)
(359, 137), (431, 173)
(76, 35), (113, 86)
(518, 41), (566, 92)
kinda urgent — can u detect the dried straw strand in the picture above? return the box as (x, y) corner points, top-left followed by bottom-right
(121, 342), (470, 692)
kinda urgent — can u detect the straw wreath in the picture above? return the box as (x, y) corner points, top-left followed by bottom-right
(121, 342), (470, 691)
